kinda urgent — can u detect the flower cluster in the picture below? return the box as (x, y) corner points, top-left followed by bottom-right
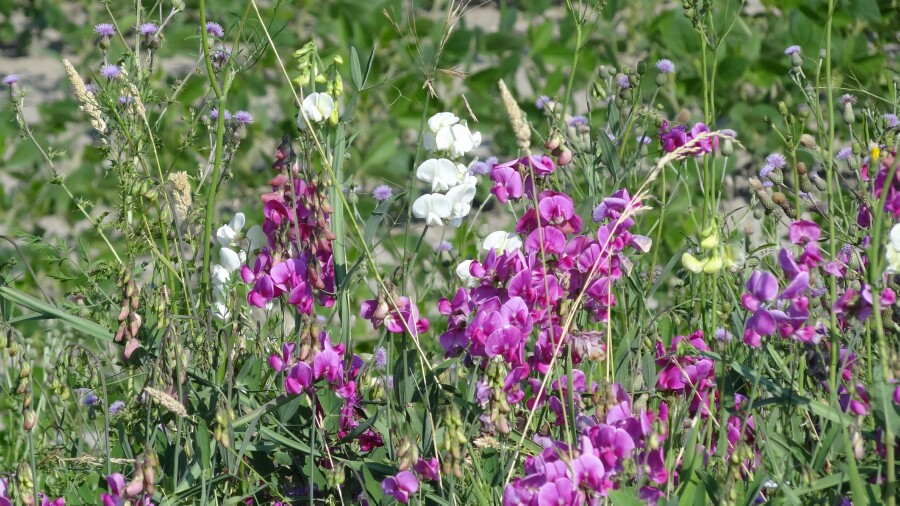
(412, 112), (481, 227)
(241, 137), (336, 314)
(503, 384), (668, 504)
(658, 120), (718, 156)
(438, 187), (649, 436)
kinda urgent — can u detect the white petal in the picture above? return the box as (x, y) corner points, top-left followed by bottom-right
(246, 225), (266, 253)
(434, 126), (454, 151)
(412, 193), (452, 227)
(428, 112), (458, 133)
(482, 231), (521, 254)
(212, 301), (231, 321)
(220, 247), (242, 273)
(211, 264), (230, 286)
(890, 224), (900, 250)
(315, 93), (334, 119)
(216, 224), (237, 248)
(229, 213), (245, 233)
(455, 259), (477, 287)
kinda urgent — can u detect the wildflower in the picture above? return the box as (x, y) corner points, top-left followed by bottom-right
(373, 347), (387, 369)
(423, 111), (481, 158)
(535, 95), (551, 109)
(765, 153), (787, 170)
(232, 110), (253, 124)
(205, 21), (224, 38)
(285, 362), (313, 395)
(568, 115), (588, 127)
(216, 213), (246, 249)
(412, 193), (452, 226)
(469, 156), (497, 175)
(785, 45), (803, 68)
(313, 338), (344, 383)
(656, 59), (676, 74)
(445, 183), (477, 227)
(381, 471), (419, 504)
(837, 94), (856, 105)
(95, 23), (116, 37)
(482, 231), (522, 254)
(616, 73), (631, 89)
(108, 400), (126, 415)
(100, 64), (121, 79)
(137, 22), (159, 36)
(210, 108), (231, 121)
(885, 113), (900, 128)
(372, 184), (393, 202)
(299, 92), (334, 127)
(118, 95), (133, 105)
(636, 134), (652, 145)
(434, 241), (453, 254)
(885, 224), (900, 274)
(836, 147), (853, 160)
(721, 129), (737, 138)
(414, 457), (440, 482)
(784, 45), (801, 55)
(417, 158), (462, 192)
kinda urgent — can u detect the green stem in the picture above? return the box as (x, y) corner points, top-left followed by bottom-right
(561, 9), (583, 119)
(199, 0), (228, 311)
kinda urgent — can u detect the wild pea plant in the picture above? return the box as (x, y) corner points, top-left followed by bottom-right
(0, 0), (898, 505)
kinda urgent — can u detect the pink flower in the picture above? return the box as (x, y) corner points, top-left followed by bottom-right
(285, 362), (313, 395)
(381, 471), (419, 504)
(413, 457), (440, 481)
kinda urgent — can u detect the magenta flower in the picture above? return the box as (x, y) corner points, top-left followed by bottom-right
(39, 495), (65, 506)
(313, 338), (343, 383)
(413, 457), (440, 481)
(381, 471), (419, 504)
(490, 162), (524, 203)
(741, 270), (779, 347)
(269, 343), (295, 372)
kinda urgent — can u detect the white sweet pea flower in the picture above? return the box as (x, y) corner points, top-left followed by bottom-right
(212, 300), (231, 321)
(886, 224), (900, 274)
(412, 193), (452, 227)
(299, 92), (334, 128)
(455, 259), (477, 287)
(437, 123), (482, 158)
(482, 231), (522, 254)
(445, 183), (476, 227)
(211, 264), (231, 287)
(219, 247), (244, 273)
(428, 112), (459, 133)
(417, 158), (460, 192)
(216, 212), (245, 248)
(246, 225), (267, 253)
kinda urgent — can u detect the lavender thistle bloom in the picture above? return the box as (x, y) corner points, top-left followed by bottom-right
(656, 59), (675, 74)
(210, 108), (231, 121)
(836, 147), (853, 160)
(233, 110), (254, 124)
(94, 23), (116, 37)
(109, 400), (126, 415)
(568, 115), (588, 127)
(205, 22), (224, 38)
(100, 64), (121, 79)
(373, 347), (387, 369)
(720, 129), (737, 138)
(884, 113), (899, 128)
(784, 45), (801, 55)
(138, 22), (159, 36)
(837, 94), (856, 105)
(84, 84), (96, 94)
(118, 95), (133, 105)
(2, 74), (18, 85)
(765, 153), (787, 170)
(372, 184), (393, 202)
(535, 95), (551, 110)
(616, 74), (631, 89)
(636, 135), (652, 145)
(434, 240), (452, 253)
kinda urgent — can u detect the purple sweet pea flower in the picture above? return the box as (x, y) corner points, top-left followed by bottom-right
(414, 457), (440, 481)
(381, 471), (419, 504)
(490, 162), (524, 203)
(313, 338), (343, 383)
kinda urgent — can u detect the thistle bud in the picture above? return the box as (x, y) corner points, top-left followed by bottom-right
(799, 134), (816, 148)
(777, 101), (788, 116)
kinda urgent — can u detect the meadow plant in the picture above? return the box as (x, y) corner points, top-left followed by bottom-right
(0, 1), (898, 505)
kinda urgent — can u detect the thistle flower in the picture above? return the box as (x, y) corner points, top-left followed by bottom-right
(837, 94), (856, 105)
(764, 153), (787, 170)
(108, 400), (126, 415)
(568, 115), (588, 127)
(205, 21), (224, 38)
(2, 74), (18, 85)
(885, 113), (899, 128)
(535, 95), (551, 110)
(656, 59), (675, 74)
(616, 73), (631, 89)
(372, 184), (393, 202)
(469, 156), (497, 176)
(99, 64), (121, 79)
(94, 23), (116, 37)
(373, 347), (387, 369)
(784, 45), (801, 55)
(138, 22), (159, 36)
(210, 108), (231, 121)
(434, 240), (452, 253)
(837, 147), (853, 160)
(232, 110), (253, 124)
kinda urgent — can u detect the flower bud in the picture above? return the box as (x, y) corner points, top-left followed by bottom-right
(23, 409), (36, 431)
(842, 102), (855, 124)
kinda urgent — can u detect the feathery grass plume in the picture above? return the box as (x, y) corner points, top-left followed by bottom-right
(498, 79), (530, 152)
(168, 171), (192, 223)
(143, 387), (188, 417)
(127, 83), (148, 121)
(63, 58), (106, 133)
